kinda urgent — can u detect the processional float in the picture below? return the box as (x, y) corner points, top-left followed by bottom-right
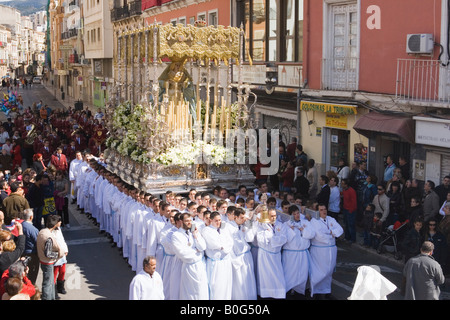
(104, 22), (258, 194)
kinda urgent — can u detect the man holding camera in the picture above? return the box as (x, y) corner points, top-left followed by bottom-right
(0, 259), (37, 299)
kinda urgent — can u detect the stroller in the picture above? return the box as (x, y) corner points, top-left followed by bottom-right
(376, 221), (409, 260)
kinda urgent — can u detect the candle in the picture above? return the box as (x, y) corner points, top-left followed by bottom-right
(225, 105), (230, 131)
(188, 114), (192, 140)
(228, 105), (232, 130)
(196, 61), (201, 120)
(204, 102), (209, 142)
(211, 102), (217, 140)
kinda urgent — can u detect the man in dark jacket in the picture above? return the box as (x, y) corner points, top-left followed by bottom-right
(2, 182), (30, 225)
(293, 166), (310, 200)
(435, 176), (450, 207)
(401, 218), (424, 263)
(26, 173), (50, 230)
(316, 175), (330, 209)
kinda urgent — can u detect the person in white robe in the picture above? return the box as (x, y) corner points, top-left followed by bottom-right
(146, 201), (171, 273)
(282, 205), (315, 296)
(227, 207), (257, 300)
(309, 204), (344, 299)
(80, 168), (92, 214)
(124, 190), (141, 271)
(136, 195), (154, 274)
(171, 213), (209, 300)
(160, 211), (183, 300)
(75, 158), (92, 210)
(129, 256), (164, 300)
(159, 210), (178, 298)
(68, 151), (83, 203)
(256, 208), (289, 299)
(201, 212), (233, 300)
(83, 165), (98, 216)
(110, 182), (127, 247)
(120, 188), (137, 263)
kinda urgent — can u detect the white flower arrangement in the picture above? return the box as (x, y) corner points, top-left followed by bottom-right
(155, 140), (233, 167)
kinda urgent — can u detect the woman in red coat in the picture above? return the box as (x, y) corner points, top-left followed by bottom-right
(11, 140), (22, 170)
(282, 160), (296, 193)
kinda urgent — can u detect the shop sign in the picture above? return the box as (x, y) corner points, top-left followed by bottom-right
(414, 116), (450, 149)
(300, 101), (357, 115)
(325, 114), (348, 129)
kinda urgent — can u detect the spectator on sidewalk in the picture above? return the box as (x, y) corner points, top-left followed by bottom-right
(21, 209), (39, 284)
(403, 241), (445, 300)
(36, 214), (64, 300)
(2, 181), (30, 225)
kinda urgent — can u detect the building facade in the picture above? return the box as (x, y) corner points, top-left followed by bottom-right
(300, 0), (450, 184)
(84, 0), (114, 110)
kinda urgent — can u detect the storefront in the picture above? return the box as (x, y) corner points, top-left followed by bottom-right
(299, 100), (369, 175)
(92, 76), (109, 109)
(413, 116), (450, 185)
(353, 111), (414, 182)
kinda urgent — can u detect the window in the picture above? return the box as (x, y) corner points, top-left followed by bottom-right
(170, 18), (177, 26)
(242, 0), (303, 63)
(323, 2), (359, 90)
(198, 12), (206, 23)
(208, 10), (218, 26)
(179, 17), (186, 26)
(98, 27), (101, 42)
(189, 17), (195, 25)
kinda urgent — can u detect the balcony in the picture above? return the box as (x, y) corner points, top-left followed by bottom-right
(321, 57), (359, 91)
(61, 28), (79, 40)
(111, 5), (130, 22)
(129, 0), (142, 16)
(396, 59), (450, 104)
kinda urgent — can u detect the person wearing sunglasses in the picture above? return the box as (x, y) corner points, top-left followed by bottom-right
(424, 218), (447, 270)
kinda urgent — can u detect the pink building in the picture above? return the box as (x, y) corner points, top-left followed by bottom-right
(300, 0), (450, 183)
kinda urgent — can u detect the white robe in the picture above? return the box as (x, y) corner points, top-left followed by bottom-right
(75, 161), (89, 206)
(348, 265), (397, 300)
(256, 221), (289, 299)
(201, 224), (233, 300)
(136, 207), (154, 273)
(228, 221), (257, 300)
(68, 158), (82, 199)
(282, 216), (315, 294)
(171, 228), (209, 300)
(309, 216), (344, 296)
(129, 270), (164, 300)
(147, 213), (168, 273)
(160, 224), (178, 300)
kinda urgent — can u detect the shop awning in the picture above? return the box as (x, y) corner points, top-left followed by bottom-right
(353, 112), (415, 144)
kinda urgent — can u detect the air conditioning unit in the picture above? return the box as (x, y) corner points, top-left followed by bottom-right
(406, 34), (434, 54)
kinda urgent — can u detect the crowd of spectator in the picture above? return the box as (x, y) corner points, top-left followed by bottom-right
(0, 97), (106, 300)
(251, 137), (450, 275)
